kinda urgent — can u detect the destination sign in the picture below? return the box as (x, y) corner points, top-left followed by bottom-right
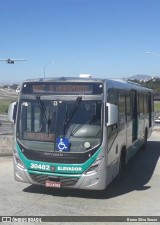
(21, 82), (103, 95)
(24, 132), (55, 142)
(32, 84), (91, 94)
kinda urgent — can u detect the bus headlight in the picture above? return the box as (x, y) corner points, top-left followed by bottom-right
(14, 153), (25, 169)
(85, 157), (104, 175)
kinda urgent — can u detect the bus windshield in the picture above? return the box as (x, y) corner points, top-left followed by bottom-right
(17, 98), (102, 153)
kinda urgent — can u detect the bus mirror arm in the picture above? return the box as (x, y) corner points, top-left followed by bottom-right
(8, 101), (17, 123)
(106, 103), (118, 126)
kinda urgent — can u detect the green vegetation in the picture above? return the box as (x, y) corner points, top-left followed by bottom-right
(129, 78), (160, 113)
(129, 78), (160, 93)
(0, 98), (17, 114)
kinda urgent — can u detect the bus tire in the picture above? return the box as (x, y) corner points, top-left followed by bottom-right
(119, 147), (126, 172)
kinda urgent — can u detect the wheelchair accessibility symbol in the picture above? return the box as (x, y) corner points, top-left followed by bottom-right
(57, 137), (70, 152)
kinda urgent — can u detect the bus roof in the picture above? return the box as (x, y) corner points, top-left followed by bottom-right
(23, 77), (153, 93)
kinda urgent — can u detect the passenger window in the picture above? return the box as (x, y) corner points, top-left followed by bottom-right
(107, 124), (118, 151)
(126, 93), (131, 122)
(107, 89), (118, 105)
(119, 92), (125, 124)
(139, 94), (144, 116)
(144, 94), (148, 114)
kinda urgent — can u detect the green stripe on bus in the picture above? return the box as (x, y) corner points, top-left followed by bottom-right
(16, 143), (101, 175)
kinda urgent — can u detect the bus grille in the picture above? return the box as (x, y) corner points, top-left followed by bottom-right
(29, 174), (79, 187)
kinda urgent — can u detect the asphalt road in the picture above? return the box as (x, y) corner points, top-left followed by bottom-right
(0, 131), (160, 225)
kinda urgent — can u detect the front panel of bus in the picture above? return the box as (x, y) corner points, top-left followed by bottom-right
(13, 80), (108, 190)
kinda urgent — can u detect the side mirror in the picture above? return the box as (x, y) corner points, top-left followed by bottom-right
(106, 103), (118, 126)
(8, 102), (17, 123)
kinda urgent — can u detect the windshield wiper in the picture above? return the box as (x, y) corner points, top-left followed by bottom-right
(63, 97), (82, 135)
(36, 96), (50, 133)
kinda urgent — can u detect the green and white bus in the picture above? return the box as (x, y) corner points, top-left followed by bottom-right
(8, 77), (153, 190)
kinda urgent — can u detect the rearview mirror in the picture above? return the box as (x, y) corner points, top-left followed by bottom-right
(106, 103), (118, 126)
(8, 102), (17, 123)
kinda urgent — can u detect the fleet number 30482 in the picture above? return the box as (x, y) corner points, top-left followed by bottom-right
(30, 163), (50, 170)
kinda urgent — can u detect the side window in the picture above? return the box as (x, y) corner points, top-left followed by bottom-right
(126, 93), (131, 122)
(144, 94), (148, 114)
(107, 124), (118, 151)
(33, 103), (41, 132)
(119, 92), (125, 124)
(22, 101), (41, 132)
(107, 88), (118, 105)
(20, 102), (28, 135)
(26, 102), (32, 131)
(139, 94), (144, 116)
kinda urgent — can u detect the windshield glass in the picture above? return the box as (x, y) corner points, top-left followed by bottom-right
(17, 98), (102, 153)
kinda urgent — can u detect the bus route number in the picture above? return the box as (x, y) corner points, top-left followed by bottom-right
(30, 163), (50, 171)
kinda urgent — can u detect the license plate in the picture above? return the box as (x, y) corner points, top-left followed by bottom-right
(45, 180), (61, 188)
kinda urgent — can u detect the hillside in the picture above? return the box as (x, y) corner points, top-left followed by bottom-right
(127, 77), (160, 93)
(127, 74), (153, 80)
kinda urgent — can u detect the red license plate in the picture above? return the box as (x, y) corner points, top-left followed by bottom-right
(45, 180), (61, 188)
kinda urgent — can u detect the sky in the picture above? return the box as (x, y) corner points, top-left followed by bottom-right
(0, 0), (160, 83)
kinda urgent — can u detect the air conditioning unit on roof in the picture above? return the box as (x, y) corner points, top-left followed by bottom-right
(79, 74), (92, 78)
